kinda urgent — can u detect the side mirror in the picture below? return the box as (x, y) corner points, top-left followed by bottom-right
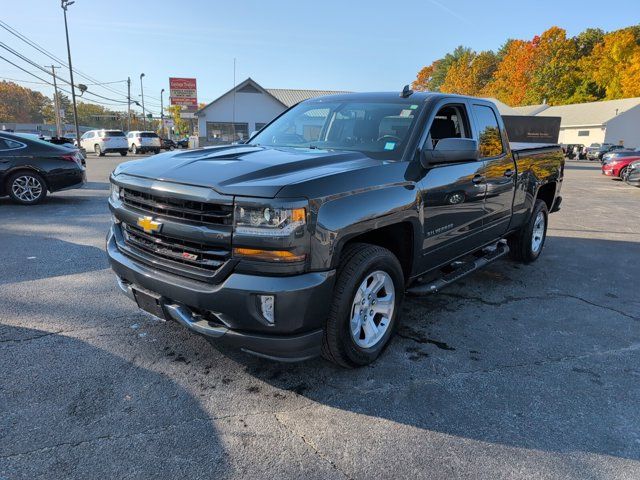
(421, 138), (479, 168)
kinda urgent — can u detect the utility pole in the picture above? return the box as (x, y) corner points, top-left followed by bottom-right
(232, 57), (236, 142)
(127, 76), (131, 132)
(160, 88), (165, 138)
(139, 73), (146, 130)
(49, 65), (62, 137)
(61, 0), (81, 146)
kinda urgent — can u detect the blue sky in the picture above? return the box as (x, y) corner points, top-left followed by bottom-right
(2, 0), (638, 114)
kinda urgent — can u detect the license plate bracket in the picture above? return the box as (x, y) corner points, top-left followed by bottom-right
(133, 289), (166, 320)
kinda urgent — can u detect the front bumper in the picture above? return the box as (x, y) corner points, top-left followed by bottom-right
(107, 226), (335, 361)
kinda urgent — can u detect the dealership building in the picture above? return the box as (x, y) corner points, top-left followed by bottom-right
(195, 78), (349, 145)
(513, 97), (640, 148)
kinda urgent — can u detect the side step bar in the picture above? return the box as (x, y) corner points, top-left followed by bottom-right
(406, 240), (509, 296)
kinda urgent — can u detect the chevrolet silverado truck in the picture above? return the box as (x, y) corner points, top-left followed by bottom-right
(107, 90), (563, 368)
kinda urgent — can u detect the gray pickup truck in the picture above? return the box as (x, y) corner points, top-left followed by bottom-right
(107, 89), (564, 367)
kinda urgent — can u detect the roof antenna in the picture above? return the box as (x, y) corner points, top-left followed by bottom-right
(400, 84), (414, 98)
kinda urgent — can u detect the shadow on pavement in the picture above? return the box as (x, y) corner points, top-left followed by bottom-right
(0, 234), (108, 285)
(0, 325), (228, 479)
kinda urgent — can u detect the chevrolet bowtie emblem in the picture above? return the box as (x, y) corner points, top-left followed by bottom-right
(137, 216), (162, 234)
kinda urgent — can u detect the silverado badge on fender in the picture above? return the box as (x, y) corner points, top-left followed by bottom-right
(137, 216), (162, 234)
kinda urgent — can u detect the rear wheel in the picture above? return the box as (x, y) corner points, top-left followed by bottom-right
(508, 199), (548, 263)
(7, 171), (47, 205)
(95, 144), (105, 156)
(131, 144), (138, 154)
(321, 243), (404, 368)
(120, 151), (127, 157)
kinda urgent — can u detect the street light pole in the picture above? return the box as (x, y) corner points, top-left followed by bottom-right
(139, 73), (146, 130)
(61, 0), (80, 145)
(160, 88), (165, 138)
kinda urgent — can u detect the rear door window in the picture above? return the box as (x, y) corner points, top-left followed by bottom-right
(472, 105), (504, 158)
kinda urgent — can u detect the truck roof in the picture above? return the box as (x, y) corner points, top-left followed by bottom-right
(300, 91), (478, 105)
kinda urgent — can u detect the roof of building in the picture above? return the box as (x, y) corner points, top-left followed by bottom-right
(511, 104), (550, 116)
(535, 97), (640, 126)
(482, 98), (519, 116)
(196, 78), (350, 114)
(265, 88), (351, 107)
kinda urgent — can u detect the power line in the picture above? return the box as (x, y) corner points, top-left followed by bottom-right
(0, 54), (129, 109)
(0, 19), (131, 99)
(0, 76), (49, 85)
(0, 41), (130, 105)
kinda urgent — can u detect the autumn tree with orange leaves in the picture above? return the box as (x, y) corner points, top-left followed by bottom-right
(413, 25), (640, 107)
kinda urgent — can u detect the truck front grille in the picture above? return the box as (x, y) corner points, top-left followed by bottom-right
(121, 223), (230, 272)
(121, 188), (233, 226)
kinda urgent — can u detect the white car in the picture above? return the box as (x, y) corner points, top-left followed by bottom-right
(127, 131), (161, 154)
(80, 129), (128, 156)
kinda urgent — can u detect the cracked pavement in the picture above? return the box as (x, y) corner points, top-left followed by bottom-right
(1, 157), (639, 479)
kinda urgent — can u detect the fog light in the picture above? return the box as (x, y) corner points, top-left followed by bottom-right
(259, 295), (275, 324)
(111, 214), (121, 224)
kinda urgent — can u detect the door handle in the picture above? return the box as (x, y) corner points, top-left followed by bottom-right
(503, 169), (514, 178)
(472, 174), (485, 184)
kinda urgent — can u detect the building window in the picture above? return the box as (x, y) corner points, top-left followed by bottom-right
(255, 123), (267, 131)
(206, 122), (249, 144)
(578, 130), (590, 137)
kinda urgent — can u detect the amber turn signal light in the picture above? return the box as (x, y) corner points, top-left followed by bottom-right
(233, 248), (305, 262)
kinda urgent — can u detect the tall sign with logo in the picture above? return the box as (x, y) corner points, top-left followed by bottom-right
(169, 78), (197, 118)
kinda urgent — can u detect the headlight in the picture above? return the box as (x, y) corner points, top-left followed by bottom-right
(110, 183), (120, 202)
(234, 205), (306, 236)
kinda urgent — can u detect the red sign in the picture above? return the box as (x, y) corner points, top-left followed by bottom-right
(169, 78), (197, 112)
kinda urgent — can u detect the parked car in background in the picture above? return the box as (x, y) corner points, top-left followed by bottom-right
(80, 129), (128, 157)
(601, 155), (640, 179)
(0, 131), (85, 205)
(160, 138), (177, 150)
(127, 131), (161, 154)
(601, 149), (638, 165)
(562, 143), (586, 160)
(176, 137), (189, 149)
(587, 143), (625, 161)
(624, 160), (640, 187)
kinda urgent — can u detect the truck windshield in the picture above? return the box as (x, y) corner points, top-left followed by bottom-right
(250, 100), (423, 160)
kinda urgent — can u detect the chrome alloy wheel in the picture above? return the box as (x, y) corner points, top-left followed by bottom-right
(350, 270), (395, 349)
(12, 175), (43, 202)
(531, 211), (545, 253)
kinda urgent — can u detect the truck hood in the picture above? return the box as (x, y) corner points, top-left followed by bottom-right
(114, 145), (384, 198)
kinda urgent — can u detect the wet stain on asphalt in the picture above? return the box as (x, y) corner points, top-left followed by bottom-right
(398, 326), (456, 351)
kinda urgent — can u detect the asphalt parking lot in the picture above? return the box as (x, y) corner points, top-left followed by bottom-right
(1, 155), (639, 479)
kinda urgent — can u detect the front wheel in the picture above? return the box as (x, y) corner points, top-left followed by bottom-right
(619, 166), (629, 180)
(7, 171), (47, 205)
(508, 199), (548, 263)
(321, 243), (404, 368)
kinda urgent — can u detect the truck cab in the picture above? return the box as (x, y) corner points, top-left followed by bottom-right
(107, 90), (563, 367)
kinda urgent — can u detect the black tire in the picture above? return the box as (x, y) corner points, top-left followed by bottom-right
(7, 170), (47, 205)
(169, 145), (175, 151)
(95, 144), (105, 157)
(321, 243), (404, 368)
(131, 144), (138, 154)
(154, 149), (160, 154)
(508, 199), (548, 263)
(619, 166), (629, 180)
(120, 151), (127, 157)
